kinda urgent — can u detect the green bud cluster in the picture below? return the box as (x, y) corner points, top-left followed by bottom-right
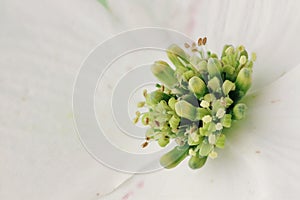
(134, 39), (256, 169)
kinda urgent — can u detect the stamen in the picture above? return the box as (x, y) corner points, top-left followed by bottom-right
(216, 108), (225, 119)
(202, 115), (212, 123)
(200, 100), (210, 108)
(184, 42), (190, 48)
(197, 38), (203, 46)
(216, 123), (223, 131)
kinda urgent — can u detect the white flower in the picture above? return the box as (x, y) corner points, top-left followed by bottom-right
(98, 1), (300, 199)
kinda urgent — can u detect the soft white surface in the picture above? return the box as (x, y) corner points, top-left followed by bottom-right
(1, 0), (300, 200)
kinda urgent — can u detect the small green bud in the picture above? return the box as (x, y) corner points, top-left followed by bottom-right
(158, 136), (170, 147)
(224, 97), (234, 108)
(160, 145), (189, 169)
(203, 93), (215, 103)
(221, 44), (231, 58)
(213, 58), (222, 72)
(168, 97), (177, 110)
(167, 44), (189, 69)
(146, 91), (170, 106)
(188, 76), (206, 98)
(223, 65), (236, 80)
(222, 80), (236, 95)
(137, 101), (145, 108)
(233, 103), (247, 120)
(237, 45), (245, 52)
(207, 58), (221, 78)
(225, 46), (234, 55)
(207, 76), (221, 92)
(199, 123), (210, 136)
(175, 100), (198, 121)
(239, 55), (247, 65)
(199, 142), (214, 156)
(196, 60), (208, 72)
(188, 155), (207, 169)
(183, 70), (195, 81)
(215, 134), (226, 149)
(133, 116), (139, 124)
(151, 61), (178, 89)
(234, 67), (252, 99)
(251, 52), (257, 61)
(196, 108), (210, 119)
(169, 115), (180, 130)
(222, 114), (232, 128)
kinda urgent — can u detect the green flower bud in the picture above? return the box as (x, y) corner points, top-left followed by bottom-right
(221, 44), (231, 58)
(233, 103), (247, 120)
(213, 58), (222, 72)
(223, 97), (233, 108)
(160, 145), (189, 169)
(141, 113), (149, 125)
(146, 91), (170, 106)
(175, 100), (198, 121)
(168, 97), (177, 110)
(215, 134), (226, 149)
(222, 80), (236, 95)
(188, 76), (206, 98)
(169, 115), (180, 130)
(199, 142), (214, 157)
(151, 61), (178, 89)
(196, 60), (208, 72)
(137, 101), (145, 108)
(203, 93), (215, 103)
(234, 67), (252, 100)
(196, 108), (210, 120)
(207, 76), (221, 92)
(207, 58), (221, 78)
(223, 65), (236, 80)
(225, 46), (234, 55)
(199, 123), (209, 136)
(239, 55), (247, 65)
(167, 44), (189, 69)
(222, 114), (232, 128)
(188, 155), (207, 169)
(251, 52), (257, 61)
(183, 70), (195, 81)
(158, 136), (170, 147)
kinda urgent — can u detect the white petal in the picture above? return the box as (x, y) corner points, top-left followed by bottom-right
(101, 63), (300, 200)
(109, 1), (300, 89)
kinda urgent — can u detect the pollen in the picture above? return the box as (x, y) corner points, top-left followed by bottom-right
(202, 115), (212, 123)
(216, 108), (225, 119)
